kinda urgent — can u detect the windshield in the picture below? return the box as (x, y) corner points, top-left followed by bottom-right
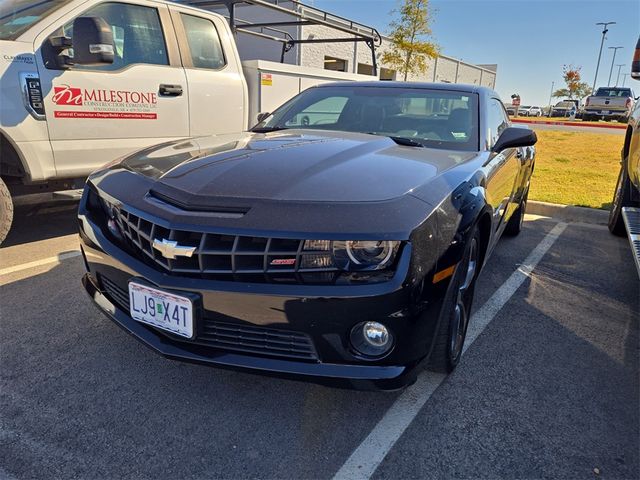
(594, 88), (632, 97)
(255, 86), (479, 151)
(0, 0), (69, 40)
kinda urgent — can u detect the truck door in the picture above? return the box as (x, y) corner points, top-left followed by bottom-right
(484, 98), (521, 232)
(168, 6), (248, 136)
(35, 1), (189, 178)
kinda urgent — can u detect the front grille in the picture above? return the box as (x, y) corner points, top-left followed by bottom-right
(114, 207), (338, 284)
(99, 275), (318, 361)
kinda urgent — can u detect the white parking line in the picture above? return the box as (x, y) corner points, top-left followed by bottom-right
(332, 222), (568, 480)
(0, 251), (81, 276)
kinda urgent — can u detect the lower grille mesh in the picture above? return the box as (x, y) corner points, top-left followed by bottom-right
(99, 275), (318, 361)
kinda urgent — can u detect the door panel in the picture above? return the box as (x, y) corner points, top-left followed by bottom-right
(484, 98), (521, 230)
(35, 1), (189, 177)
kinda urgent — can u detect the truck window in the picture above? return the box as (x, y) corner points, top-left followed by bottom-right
(62, 2), (168, 71)
(594, 88), (632, 97)
(180, 14), (226, 70)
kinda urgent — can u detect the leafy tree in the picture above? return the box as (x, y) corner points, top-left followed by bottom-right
(382, 0), (439, 81)
(552, 65), (591, 100)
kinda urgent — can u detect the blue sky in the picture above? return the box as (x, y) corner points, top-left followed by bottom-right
(309, 0), (639, 106)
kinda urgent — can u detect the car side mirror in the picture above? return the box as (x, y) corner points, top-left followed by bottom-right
(631, 37), (639, 80)
(491, 127), (537, 153)
(256, 112), (271, 123)
(72, 17), (114, 66)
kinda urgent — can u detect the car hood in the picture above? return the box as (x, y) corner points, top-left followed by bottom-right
(121, 130), (478, 206)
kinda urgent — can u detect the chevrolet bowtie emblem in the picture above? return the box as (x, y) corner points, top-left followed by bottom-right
(152, 238), (196, 260)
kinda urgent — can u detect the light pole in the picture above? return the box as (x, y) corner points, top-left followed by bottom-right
(607, 46), (623, 85)
(622, 73), (629, 86)
(593, 22), (615, 92)
(547, 81), (555, 117)
(615, 64), (625, 86)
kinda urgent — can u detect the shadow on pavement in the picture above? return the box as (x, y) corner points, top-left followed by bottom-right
(2, 199), (79, 248)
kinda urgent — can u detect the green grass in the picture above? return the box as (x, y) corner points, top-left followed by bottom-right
(528, 130), (625, 209)
(512, 116), (626, 126)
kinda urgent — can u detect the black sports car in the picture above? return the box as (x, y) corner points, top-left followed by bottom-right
(79, 82), (536, 390)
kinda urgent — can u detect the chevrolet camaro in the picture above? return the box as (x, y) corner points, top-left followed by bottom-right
(78, 82), (537, 390)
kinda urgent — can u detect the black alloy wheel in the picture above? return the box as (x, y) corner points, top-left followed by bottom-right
(428, 226), (481, 373)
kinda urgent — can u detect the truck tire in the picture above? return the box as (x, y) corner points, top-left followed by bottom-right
(608, 162), (637, 236)
(0, 177), (13, 245)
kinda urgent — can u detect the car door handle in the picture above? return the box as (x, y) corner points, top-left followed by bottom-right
(159, 84), (183, 96)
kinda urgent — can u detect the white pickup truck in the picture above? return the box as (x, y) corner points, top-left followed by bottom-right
(582, 87), (636, 122)
(0, 0), (371, 243)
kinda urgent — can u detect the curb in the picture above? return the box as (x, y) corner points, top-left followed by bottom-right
(512, 118), (626, 130)
(527, 200), (608, 225)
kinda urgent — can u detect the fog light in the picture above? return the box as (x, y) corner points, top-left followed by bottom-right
(350, 321), (393, 358)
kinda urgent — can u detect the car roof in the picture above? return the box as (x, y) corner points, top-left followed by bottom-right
(313, 81), (498, 98)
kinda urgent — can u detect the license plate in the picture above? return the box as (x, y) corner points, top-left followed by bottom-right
(128, 282), (193, 338)
(601, 111), (610, 115)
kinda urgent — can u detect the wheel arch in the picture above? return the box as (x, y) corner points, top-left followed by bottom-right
(0, 131), (27, 180)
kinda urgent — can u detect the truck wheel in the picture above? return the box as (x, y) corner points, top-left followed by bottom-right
(608, 163), (637, 236)
(427, 225), (480, 373)
(0, 177), (13, 245)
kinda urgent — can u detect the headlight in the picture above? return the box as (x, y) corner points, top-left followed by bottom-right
(332, 240), (399, 271)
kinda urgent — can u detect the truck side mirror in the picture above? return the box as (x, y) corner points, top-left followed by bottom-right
(72, 17), (114, 66)
(631, 37), (640, 80)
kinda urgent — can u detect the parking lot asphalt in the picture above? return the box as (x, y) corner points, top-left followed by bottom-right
(1, 199), (638, 480)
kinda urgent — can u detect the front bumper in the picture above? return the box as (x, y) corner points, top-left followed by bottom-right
(79, 208), (447, 391)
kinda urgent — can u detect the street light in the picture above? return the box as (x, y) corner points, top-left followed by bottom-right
(592, 22), (615, 93)
(607, 46), (623, 86)
(547, 81), (555, 117)
(622, 73), (629, 86)
(615, 64), (625, 86)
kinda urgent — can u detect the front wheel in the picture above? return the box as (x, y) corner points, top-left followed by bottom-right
(608, 163), (636, 236)
(427, 226), (481, 373)
(0, 177), (14, 245)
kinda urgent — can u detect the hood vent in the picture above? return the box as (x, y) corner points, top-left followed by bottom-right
(148, 189), (250, 218)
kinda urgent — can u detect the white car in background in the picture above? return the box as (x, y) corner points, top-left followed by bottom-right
(517, 105), (531, 116)
(528, 106), (543, 117)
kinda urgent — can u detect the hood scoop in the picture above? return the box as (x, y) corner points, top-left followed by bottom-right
(147, 188), (251, 218)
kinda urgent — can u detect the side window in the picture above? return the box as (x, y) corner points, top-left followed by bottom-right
(488, 98), (509, 146)
(181, 14), (225, 70)
(285, 96), (348, 127)
(63, 2), (168, 71)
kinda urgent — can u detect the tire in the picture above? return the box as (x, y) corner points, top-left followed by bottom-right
(427, 225), (481, 374)
(504, 190), (528, 236)
(0, 177), (13, 245)
(608, 163), (636, 236)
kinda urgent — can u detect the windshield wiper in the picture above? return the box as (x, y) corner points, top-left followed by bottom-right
(250, 126), (289, 133)
(388, 136), (424, 147)
(366, 132), (424, 147)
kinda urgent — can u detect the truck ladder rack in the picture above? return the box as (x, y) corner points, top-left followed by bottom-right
(179, 0), (382, 74)
(622, 207), (640, 278)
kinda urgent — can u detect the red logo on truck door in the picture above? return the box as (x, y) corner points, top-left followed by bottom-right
(52, 84), (158, 119)
(53, 85), (83, 105)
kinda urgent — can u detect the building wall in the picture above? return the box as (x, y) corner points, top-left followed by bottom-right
(193, 2), (497, 88)
(299, 24), (496, 88)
